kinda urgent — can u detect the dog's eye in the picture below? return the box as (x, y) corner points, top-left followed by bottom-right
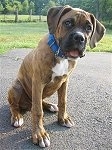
(86, 24), (92, 32)
(64, 20), (73, 28)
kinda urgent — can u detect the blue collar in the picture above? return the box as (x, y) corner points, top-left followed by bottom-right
(47, 34), (65, 58)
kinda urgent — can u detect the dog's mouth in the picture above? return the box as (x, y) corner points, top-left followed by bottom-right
(65, 49), (85, 59)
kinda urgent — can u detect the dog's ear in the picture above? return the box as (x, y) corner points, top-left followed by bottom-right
(89, 14), (106, 49)
(47, 5), (72, 33)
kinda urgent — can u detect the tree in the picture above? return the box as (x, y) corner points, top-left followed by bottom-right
(13, 1), (22, 22)
(28, 1), (35, 21)
(22, 0), (29, 15)
(2, 0), (11, 14)
(41, 0), (56, 15)
(0, 0), (111, 23)
(1, 0), (14, 21)
(0, 2), (4, 13)
(34, 0), (49, 15)
(58, 0), (67, 5)
(101, 0), (112, 22)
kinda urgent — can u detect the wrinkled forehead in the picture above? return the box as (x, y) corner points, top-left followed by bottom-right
(60, 8), (92, 24)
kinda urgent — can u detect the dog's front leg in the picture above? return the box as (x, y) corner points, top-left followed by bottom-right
(32, 75), (50, 148)
(58, 80), (74, 128)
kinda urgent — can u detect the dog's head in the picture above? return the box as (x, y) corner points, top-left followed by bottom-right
(47, 5), (106, 59)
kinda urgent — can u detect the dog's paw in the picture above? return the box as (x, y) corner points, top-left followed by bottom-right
(43, 102), (58, 113)
(49, 103), (58, 112)
(58, 116), (74, 128)
(11, 116), (24, 127)
(32, 129), (50, 148)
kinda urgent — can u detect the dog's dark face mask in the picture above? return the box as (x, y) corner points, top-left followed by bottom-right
(57, 12), (93, 59)
(47, 6), (105, 59)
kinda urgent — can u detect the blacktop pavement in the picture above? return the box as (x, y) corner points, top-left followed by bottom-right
(0, 49), (112, 150)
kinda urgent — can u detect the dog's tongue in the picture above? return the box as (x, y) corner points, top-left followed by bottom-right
(69, 50), (79, 57)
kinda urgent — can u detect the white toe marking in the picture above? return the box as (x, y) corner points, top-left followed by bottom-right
(14, 118), (24, 127)
(66, 122), (74, 128)
(39, 138), (45, 148)
(49, 106), (55, 112)
(19, 118), (24, 126)
(14, 121), (19, 127)
(49, 104), (58, 112)
(63, 121), (74, 128)
(44, 138), (50, 147)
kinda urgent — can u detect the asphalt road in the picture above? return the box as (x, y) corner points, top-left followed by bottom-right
(0, 49), (112, 150)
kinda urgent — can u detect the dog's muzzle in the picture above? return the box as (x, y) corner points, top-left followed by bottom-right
(64, 32), (86, 59)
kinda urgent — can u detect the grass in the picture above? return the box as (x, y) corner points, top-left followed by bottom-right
(87, 30), (112, 52)
(0, 22), (48, 54)
(0, 22), (112, 54)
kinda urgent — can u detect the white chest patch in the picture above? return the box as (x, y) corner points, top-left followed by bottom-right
(52, 59), (69, 81)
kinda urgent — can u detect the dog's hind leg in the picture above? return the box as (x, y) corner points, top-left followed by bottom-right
(42, 101), (58, 112)
(8, 79), (24, 127)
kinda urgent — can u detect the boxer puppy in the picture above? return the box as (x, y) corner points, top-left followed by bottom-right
(8, 5), (105, 148)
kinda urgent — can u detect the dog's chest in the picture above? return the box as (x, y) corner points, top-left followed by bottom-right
(52, 59), (69, 81)
(43, 59), (76, 98)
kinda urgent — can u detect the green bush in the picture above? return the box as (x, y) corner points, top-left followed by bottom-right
(103, 22), (112, 30)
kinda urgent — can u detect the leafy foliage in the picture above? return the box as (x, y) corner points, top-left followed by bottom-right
(0, 0), (112, 22)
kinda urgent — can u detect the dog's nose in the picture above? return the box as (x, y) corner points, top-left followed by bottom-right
(73, 32), (85, 44)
